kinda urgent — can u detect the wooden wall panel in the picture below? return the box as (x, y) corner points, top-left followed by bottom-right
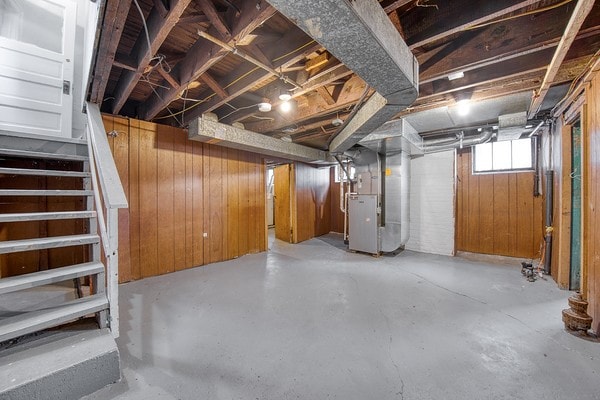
(192, 141), (204, 267)
(585, 73), (600, 333)
(456, 149), (544, 258)
(226, 148), (240, 259)
(100, 115), (266, 283)
(112, 117), (132, 282)
(172, 126), (187, 272)
(138, 121), (159, 278)
(292, 163), (331, 243)
(157, 126), (175, 275)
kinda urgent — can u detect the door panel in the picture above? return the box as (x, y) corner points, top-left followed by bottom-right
(274, 164), (292, 243)
(0, 0), (75, 137)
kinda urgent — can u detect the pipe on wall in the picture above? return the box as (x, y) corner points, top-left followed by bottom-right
(422, 128), (494, 153)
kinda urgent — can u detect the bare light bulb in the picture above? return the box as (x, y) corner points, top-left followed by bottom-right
(279, 100), (292, 113)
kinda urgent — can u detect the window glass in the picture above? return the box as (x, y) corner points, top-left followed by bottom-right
(492, 141), (511, 170)
(0, 0), (64, 53)
(512, 138), (533, 169)
(474, 142), (492, 172)
(473, 138), (533, 173)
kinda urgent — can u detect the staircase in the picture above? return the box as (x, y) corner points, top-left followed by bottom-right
(0, 104), (127, 399)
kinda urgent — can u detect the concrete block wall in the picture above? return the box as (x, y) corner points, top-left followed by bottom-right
(406, 150), (455, 256)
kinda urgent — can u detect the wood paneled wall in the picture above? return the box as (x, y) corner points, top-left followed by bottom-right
(329, 169), (345, 234)
(584, 73), (600, 333)
(456, 149), (544, 258)
(291, 163), (331, 243)
(103, 115), (266, 283)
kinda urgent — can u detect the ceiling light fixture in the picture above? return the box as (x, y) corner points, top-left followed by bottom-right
(258, 102), (272, 112)
(448, 71), (464, 81)
(279, 100), (292, 113)
(279, 92), (292, 101)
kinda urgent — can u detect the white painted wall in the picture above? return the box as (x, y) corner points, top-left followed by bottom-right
(406, 150), (455, 256)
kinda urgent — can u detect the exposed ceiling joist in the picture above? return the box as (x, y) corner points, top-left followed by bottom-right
(140, 1), (277, 120)
(382, 0), (413, 13)
(528, 0), (595, 118)
(178, 34), (321, 124)
(419, 33), (599, 99)
(90, 0), (132, 104)
(246, 76), (370, 134)
(111, 0), (193, 114)
(404, 0), (541, 49)
(219, 63), (353, 125)
(418, 2), (599, 83)
(197, 0), (231, 41)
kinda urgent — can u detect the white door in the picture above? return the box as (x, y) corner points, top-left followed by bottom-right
(0, 0), (76, 138)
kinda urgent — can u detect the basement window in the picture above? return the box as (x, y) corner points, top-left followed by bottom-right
(473, 138), (534, 173)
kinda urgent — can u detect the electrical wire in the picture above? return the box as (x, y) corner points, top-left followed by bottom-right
(133, 0), (152, 59)
(153, 40), (316, 121)
(465, 0), (574, 31)
(133, 0), (185, 125)
(219, 103), (264, 121)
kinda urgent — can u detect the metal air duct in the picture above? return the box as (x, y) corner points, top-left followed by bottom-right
(266, 0), (419, 153)
(422, 128), (494, 154)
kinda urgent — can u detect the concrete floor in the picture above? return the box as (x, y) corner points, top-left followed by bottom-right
(85, 233), (600, 400)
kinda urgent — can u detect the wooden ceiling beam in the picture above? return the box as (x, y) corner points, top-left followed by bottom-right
(180, 36), (321, 124)
(381, 0), (413, 13)
(528, 0), (595, 118)
(316, 86), (336, 105)
(179, 13), (210, 24)
(111, 0), (192, 114)
(199, 72), (229, 99)
(157, 67), (179, 88)
(219, 63), (352, 125)
(403, 0), (542, 49)
(153, 0), (169, 18)
(141, 1), (276, 120)
(417, 2), (595, 83)
(90, 0), (132, 104)
(113, 54), (137, 72)
(418, 33), (600, 100)
(246, 75), (369, 134)
(197, 0), (231, 41)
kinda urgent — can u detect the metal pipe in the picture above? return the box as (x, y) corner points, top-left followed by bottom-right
(528, 120), (545, 138)
(197, 30), (302, 89)
(544, 170), (554, 274)
(423, 128), (494, 153)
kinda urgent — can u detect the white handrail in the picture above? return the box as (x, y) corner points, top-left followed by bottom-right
(85, 102), (128, 211)
(85, 101), (128, 338)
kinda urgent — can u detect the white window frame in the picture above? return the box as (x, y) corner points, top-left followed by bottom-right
(472, 137), (536, 174)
